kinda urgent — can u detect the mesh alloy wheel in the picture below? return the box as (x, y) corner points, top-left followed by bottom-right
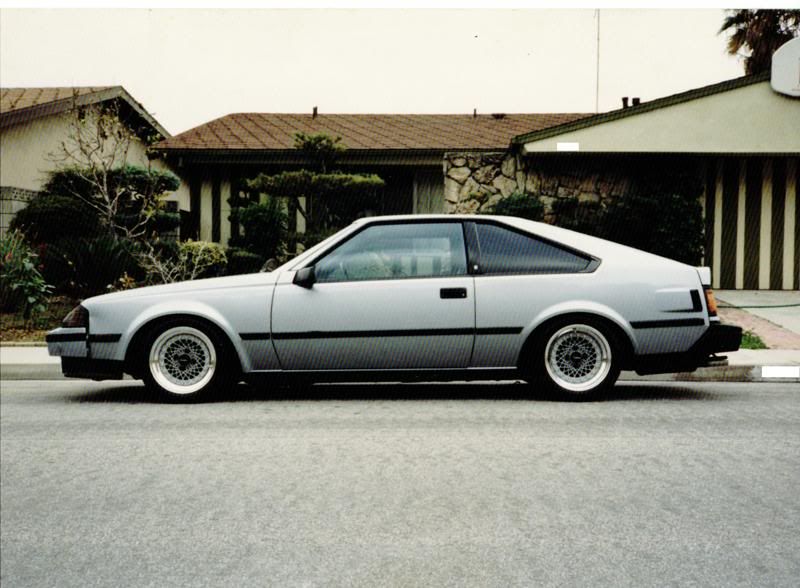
(148, 326), (217, 395)
(544, 324), (612, 394)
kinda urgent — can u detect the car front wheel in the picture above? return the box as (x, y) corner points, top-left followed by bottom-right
(142, 319), (231, 400)
(529, 319), (621, 400)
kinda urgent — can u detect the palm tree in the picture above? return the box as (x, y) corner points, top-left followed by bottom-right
(719, 10), (800, 75)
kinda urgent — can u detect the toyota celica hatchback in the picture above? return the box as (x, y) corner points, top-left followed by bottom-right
(46, 215), (742, 400)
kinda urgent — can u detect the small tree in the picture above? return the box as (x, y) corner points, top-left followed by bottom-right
(241, 133), (385, 253)
(46, 97), (179, 240)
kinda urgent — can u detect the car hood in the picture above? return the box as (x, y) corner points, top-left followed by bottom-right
(84, 271), (279, 306)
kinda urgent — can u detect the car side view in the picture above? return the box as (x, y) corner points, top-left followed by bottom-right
(46, 215), (742, 400)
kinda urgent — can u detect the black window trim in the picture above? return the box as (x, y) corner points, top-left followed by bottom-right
(304, 218), (472, 284)
(470, 218), (601, 276)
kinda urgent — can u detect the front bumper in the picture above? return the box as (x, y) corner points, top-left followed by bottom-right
(46, 328), (124, 380)
(634, 322), (743, 375)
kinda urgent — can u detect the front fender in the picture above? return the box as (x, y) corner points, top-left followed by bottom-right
(117, 301), (252, 372)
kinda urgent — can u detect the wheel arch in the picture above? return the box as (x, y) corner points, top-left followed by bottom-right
(516, 311), (635, 373)
(124, 312), (245, 378)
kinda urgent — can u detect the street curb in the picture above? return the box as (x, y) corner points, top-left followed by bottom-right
(1, 364), (66, 381)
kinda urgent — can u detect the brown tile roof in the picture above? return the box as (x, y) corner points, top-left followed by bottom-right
(157, 112), (591, 152)
(0, 86), (115, 113)
(0, 86), (170, 137)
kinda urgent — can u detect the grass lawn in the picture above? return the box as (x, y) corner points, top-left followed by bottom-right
(740, 329), (768, 350)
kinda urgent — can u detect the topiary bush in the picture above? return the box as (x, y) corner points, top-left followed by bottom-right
(482, 192), (545, 221)
(225, 248), (266, 275)
(10, 193), (103, 244)
(228, 196), (289, 261)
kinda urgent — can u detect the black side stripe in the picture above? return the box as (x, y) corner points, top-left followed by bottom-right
(46, 333), (86, 343)
(88, 334), (121, 343)
(45, 333), (121, 343)
(241, 327), (524, 341)
(240, 333), (271, 341)
(631, 319), (705, 329)
(476, 327), (524, 335)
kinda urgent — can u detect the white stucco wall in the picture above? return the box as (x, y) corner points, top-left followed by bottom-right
(521, 82), (800, 154)
(0, 111), (189, 209)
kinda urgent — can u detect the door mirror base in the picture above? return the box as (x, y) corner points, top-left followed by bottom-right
(293, 266), (316, 289)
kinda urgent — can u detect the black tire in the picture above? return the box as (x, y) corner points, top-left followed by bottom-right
(140, 317), (236, 401)
(524, 316), (621, 401)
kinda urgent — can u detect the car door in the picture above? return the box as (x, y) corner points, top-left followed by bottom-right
(271, 221), (475, 371)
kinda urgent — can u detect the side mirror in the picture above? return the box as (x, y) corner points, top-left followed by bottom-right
(293, 266), (316, 289)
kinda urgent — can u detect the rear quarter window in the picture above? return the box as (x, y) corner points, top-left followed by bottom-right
(476, 223), (592, 275)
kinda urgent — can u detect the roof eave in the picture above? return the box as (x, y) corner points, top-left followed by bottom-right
(511, 71), (771, 147)
(0, 86), (170, 138)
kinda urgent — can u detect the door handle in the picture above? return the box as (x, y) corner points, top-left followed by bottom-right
(440, 287), (467, 299)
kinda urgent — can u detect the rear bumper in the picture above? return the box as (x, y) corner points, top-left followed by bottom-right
(634, 322), (742, 375)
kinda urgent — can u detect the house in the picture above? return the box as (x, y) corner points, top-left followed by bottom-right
(447, 68), (799, 291)
(154, 112), (588, 243)
(0, 86), (188, 236)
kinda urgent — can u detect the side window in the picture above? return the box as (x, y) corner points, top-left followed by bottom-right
(315, 223), (468, 282)
(476, 223), (591, 274)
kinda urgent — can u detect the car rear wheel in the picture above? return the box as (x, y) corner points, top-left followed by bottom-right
(141, 319), (232, 400)
(528, 318), (621, 400)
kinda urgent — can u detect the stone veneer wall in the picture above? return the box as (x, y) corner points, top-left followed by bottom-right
(443, 151), (634, 218)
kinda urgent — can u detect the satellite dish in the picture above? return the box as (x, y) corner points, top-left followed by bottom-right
(771, 37), (800, 98)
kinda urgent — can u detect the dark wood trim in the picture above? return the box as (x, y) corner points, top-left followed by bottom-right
(720, 159), (739, 289)
(770, 158), (786, 290)
(212, 176), (221, 243)
(704, 159), (716, 268)
(189, 177), (202, 241)
(794, 160), (799, 290)
(744, 158), (761, 289)
(230, 174), (240, 239)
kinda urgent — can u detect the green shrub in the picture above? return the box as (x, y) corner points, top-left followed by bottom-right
(138, 240), (227, 284)
(10, 193), (103, 244)
(229, 197), (289, 260)
(0, 231), (52, 319)
(740, 330), (768, 350)
(551, 197), (604, 235)
(482, 192), (545, 221)
(601, 189), (704, 265)
(42, 235), (140, 298)
(225, 248), (265, 275)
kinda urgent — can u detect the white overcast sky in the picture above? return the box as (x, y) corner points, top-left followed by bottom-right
(1, 8), (746, 134)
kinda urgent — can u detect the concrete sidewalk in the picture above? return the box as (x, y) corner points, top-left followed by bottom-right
(1, 344), (798, 383)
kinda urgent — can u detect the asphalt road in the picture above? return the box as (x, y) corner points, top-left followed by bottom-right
(1, 380), (799, 588)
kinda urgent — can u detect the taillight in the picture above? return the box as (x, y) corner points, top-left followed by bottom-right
(704, 288), (718, 317)
(62, 305), (89, 328)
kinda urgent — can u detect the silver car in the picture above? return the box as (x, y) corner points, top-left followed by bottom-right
(47, 215), (741, 400)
